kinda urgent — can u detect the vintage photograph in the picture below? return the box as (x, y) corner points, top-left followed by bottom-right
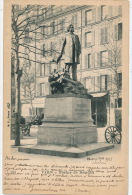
(3, 1), (129, 195)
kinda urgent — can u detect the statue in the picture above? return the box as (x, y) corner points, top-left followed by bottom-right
(49, 24), (91, 98)
(54, 24), (81, 81)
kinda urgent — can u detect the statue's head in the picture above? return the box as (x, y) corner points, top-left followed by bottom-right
(67, 24), (74, 32)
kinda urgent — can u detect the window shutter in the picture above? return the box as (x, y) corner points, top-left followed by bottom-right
(60, 20), (64, 33)
(72, 15), (74, 25)
(92, 31), (95, 45)
(91, 53), (95, 68)
(92, 8), (96, 22)
(80, 78), (85, 86)
(82, 33), (85, 48)
(107, 74), (112, 90)
(45, 26), (48, 37)
(114, 24), (118, 40)
(85, 54), (88, 69)
(50, 42), (52, 56)
(36, 63), (40, 76)
(97, 6), (101, 21)
(118, 5), (122, 15)
(43, 44), (45, 57)
(97, 76), (100, 91)
(45, 64), (50, 75)
(42, 26), (45, 38)
(45, 83), (50, 95)
(97, 52), (100, 67)
(54, 20), (58, 34)
(108, 50), (112, 66)
(100, 28), (103, 44)
(82, 11), (85, 26)
(36, 84), (40, 97)
(105, 28), (108, 43)
(108, 6), (113, 18)
(95, 76), (100, 92)
(91, 77), (95, 92)
(117, 49), (122, 66)
(74, 14), (78, 28)
(112, 74), (117, 90)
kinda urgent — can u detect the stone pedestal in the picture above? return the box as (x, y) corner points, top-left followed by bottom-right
(37, 94), (97, 146)
(18, 94), (114, 158)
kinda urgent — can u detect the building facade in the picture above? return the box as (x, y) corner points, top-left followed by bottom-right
(21, 5), (122, 129)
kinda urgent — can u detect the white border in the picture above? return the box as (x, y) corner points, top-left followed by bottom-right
(129, 0), (132, 194)
(0, 0), (3, 194)
(0, 1), (132, 195)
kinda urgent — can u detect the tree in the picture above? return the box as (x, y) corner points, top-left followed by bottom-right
(11, 5), (58, 145)
(11, 5), (88, 145)
(101, 21), (122, 108)
(21, 57), (36, 117)
(91, 21), (122, 108)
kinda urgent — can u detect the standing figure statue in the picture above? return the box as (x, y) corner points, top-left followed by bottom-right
(57, 24), (81, 81)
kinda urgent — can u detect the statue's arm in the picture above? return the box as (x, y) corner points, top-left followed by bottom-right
(56, 36), (66, 63)
(60, 36), (66, 56)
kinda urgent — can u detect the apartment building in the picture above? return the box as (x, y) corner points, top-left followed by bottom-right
(21, 5), (122, 128)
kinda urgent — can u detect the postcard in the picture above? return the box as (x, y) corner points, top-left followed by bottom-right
(3, 0), (129, 194)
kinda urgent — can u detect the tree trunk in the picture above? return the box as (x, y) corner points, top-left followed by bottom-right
(15, 43), (21, 146)
(15, 73), (21, 146)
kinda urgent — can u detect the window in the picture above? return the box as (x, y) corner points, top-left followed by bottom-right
(46, 5), (53, 17)
(54, 21), (58, 34)
(40, 64), (45, 76)
(41, 8), (46, 20)
(85, 32), (92, 47)
(86, 53), (95, 68)
(24, 86), (29, 98)
(24, 28), (30, 43)
(118, 23), (122, 40)
(42, 26), (46, 38)
(118, 73), (122, 89)
(44, 26), (48, 37)
(40, 83), (45, 96)
(115, 98), (122, 108)
(114, 23), (122, 40)
(100, 75), (107, 91)
(51, 22), (55, 35)
(100, 28), (108, 44)
(85, 77), (94, 92)
(42, 44), (45, 57)
(88, 54), (91, 69)
(72, 14), (78, 28)
(40, 64), (49, 76)
(43, 43), (49, 57)
(85, 78), (91, 92)
(58, 20), (64, 34)
(50, 42), (53, 56)
(101, 5), (107, 20)
(95, 76), (100, 92)
(24, 48), (29, 65)
(101, 51), (108, 67)
(86, 10), (92, 24)
(74, 14), (78, 28)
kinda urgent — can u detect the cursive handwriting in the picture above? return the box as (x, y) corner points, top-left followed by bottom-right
(3, 155), (126, 194)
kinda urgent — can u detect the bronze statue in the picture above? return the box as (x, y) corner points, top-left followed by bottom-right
(57, 24), (81, 81)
